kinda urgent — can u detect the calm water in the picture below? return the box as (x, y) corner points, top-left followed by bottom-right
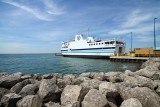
(0, 54), (140, 74)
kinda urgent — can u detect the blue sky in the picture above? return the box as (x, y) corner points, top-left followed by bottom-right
(0, 0), (160, 53)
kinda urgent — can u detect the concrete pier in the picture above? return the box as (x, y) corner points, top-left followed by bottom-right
(109, 56), (149, 62)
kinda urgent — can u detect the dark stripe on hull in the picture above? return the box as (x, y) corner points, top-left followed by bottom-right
(62, 54), (110, 59)
(61, 47), (115, 51)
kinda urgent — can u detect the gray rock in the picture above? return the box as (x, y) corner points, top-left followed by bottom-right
(80, 79), (102, 90)
(92, 72), (105, 81)
(104, 72), (123, 83)
(1, 93), (22, 107)
(33, 73), (42, 81)
(44, 101), (61, 107)
(10, 79), (32, 93)
(52, 73), (63, 79)
(122, 74), (156, 89)
(42, 74), (53, 79)
(119, 87), (160, 107)
(82, 89), (109, 107)
(17, 95), (42, 107)
(79, 72), (91, 78)
(56, 74), (76, 89)
(73, 77), (90, 85)
(80, 79), (102, 97)
(19, 84), (39, 97)
(120, 98), (142, 107)
(107, 98), (117, 107)
(154, 80), (160, 96)
(136, 58), (160, 80)
(0, 88), (9, 100)
(63, 74), (76, 85)
(61, 85), (82, 107)
(140, 58), (160, 69)
(0, 72), (8, 77)
(21, 74), (32, 80)
(99, 82), (118, 98)
(38, 79), (61, 102)
(0, 73), (22, 88)
(124, 70), (135, 76)
(57, 78), (66, 89)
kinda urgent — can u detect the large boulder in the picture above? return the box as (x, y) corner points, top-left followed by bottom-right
(154, 80), (160, 96)
(63, 74), (76, 85)
(52, 73), (62, 79)
(91, 72), (105, 81)
(80, 79), (102, 90)
(38, 79), (61, 102)
(124, 70), (135, 76)
(19, 83), (39, 97)
(57, 78), (66, 89)
(73, 77), (90, 85)
(42, 74), (53, 79)
(119, 87), (160, 107)
(0, 88), (9, 100)
(21, 74), (32, 80)
(107, 98), (118, 107)
(140, 58), (160, 69)
(82, 89), (109, 107)
(17, 95), (42, 107)
(104, 72), (123, 83)
(0, 72), (22, 88)
(57, 74), (76, 89)
(0, 72), (8, 77)
(44, 101), (61, 107)
(33, 73), (42, 81)
(79, 72), (91, 78)
(61, 85), (82, 107)
(10, 79), (32, 93)
(120, 98), (142, 107)
(99, 82), (118, 98)
(136, 58), (160, 80)
(80, 79), (102, 97)
(122, 74), (156, 89)
(1, 93), (22, 107)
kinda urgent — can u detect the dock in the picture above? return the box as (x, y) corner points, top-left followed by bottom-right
(109, 56), (149, 62)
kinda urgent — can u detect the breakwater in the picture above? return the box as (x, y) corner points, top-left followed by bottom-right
(0, 58), (160, 107)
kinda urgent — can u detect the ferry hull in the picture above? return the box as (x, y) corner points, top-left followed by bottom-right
(61, 52), (113, 58)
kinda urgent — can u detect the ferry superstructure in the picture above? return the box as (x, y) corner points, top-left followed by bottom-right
(61, 34), (125, 58)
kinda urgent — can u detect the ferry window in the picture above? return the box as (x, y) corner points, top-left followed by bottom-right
(94, 44), (95, 45)
(105, 42), (109, 44)
(96, 43), (98, 45)
(110, 41), (114, 44)
(102, 43), (103, 45)
(99, 43), (101, 45)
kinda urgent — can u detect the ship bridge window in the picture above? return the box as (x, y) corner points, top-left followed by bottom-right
(110, 41), (115, 44)
(105, 42), (109, 45)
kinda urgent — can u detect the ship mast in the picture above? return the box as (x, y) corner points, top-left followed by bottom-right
(87, 28), (89, 37)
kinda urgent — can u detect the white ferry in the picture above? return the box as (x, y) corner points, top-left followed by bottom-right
(61, 34), (125, 58)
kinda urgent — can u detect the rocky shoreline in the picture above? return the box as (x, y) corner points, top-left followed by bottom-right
(0, 58), (160, 107)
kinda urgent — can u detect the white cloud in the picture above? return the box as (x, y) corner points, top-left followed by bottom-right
(43, 0), (64, 15)
(135, 35), (160, 42)
(122, 10), (152, 28)
(2, 0), (64, 21)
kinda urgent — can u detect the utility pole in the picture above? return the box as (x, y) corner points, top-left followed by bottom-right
(131, 32), (132, 52)
(154, 18), (158, 57)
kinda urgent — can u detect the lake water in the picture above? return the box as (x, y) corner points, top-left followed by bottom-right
(0, 54), (140, 74)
